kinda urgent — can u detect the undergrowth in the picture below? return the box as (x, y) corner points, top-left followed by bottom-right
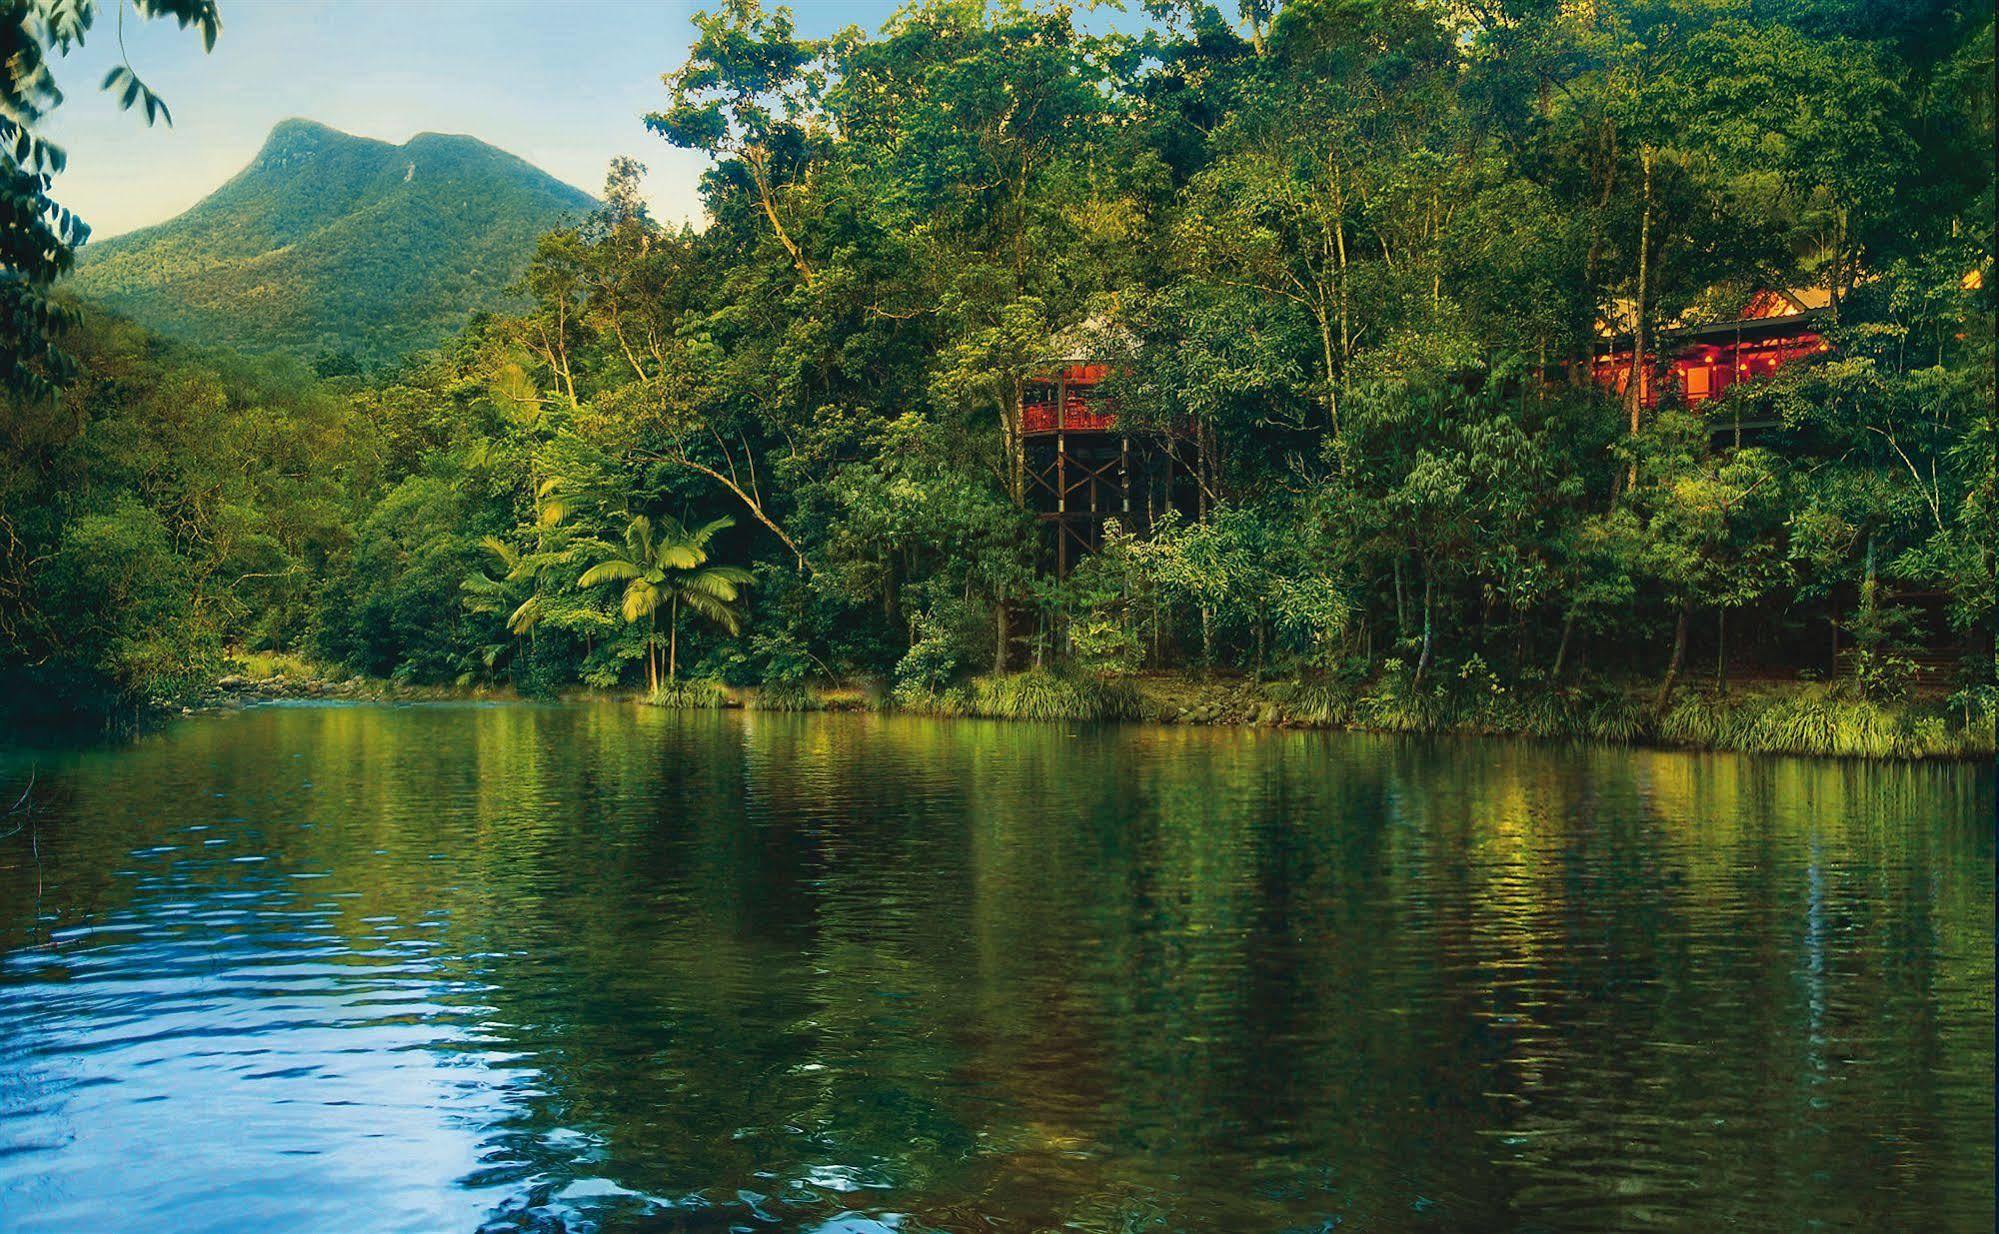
(644, 679), (732, 709)
(1248, 670), (1984, 758)
(1657, 686), (1992, 759)
(902, 669), (1141, 722)
(650, 666), (1990, 760)
(749, 680), (824, 711)
(228, 649), (325, 681)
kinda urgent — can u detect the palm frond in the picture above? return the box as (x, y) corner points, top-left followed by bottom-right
(461, 572), (508, 613)
(624, 515), (654, 559)
(492, 363), (541, 424)
(507, 594), (544, 635)
(684, 567), (748, 602)
(478, 534), (520, 569)
(621, 579), (663, 623)
(689, 515), (736, 545)
(679, 588), (743, 635)
(578, 559), (643, 588)
(656, 543), (705, 569)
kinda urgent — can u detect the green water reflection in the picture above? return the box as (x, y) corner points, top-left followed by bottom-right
(0, 704), (1991, 1233)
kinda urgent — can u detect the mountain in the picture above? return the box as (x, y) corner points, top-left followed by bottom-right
(68, 118), (595, 365)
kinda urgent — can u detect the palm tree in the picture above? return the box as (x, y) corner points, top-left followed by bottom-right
(459, 536), (545, 682)
(464, 536), (546, 636)
(578, 514), (751, 692)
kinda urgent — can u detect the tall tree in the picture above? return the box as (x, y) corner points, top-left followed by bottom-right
(1, 0), (219, 398)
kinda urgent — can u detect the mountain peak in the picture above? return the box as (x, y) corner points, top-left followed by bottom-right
(402, 129), (481, 147)
(256, 116), (376, 154)
(269, 115), (341, 138)
(70, 122), (595, 364)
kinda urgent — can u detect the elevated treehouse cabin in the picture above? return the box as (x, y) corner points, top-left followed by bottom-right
(1022, 356), (1200, 577)
(1591, 288), (1830, 418)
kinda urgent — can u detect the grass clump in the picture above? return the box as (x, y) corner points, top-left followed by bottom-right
(1352, 664), (1452, 733)
(906, 669), (1140, 722)
(1268, 678), (1359, 727)
(644, 678), (733, 709)
(1502, 689), (1645, 744)
(1655, 684), (1992, 759)
(1657, 692), (1758, 749)
(1746, 693), (1894, 757)
(749, 680), (824, 711)
(229, 649), (324, 681)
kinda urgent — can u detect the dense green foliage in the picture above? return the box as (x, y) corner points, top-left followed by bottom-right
(68, 119), (595, 366)
(3, 0), (1993, 750)
(2, 0), (218, 400)
(1, 313), (367, 715)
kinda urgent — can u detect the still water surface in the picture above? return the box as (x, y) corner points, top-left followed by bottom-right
(0, 703), (1991, 1233)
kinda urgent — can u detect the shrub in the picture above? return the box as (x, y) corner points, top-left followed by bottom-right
(894, 624), (964, 700)
(1654, 685), (1987, 759)
(1355, 660), (1452, 732)
(905, 670), (1141, 722)
(645, 679), (731, 709)
(1270, 678), (1358, 727)
(752, 680), (823, 711)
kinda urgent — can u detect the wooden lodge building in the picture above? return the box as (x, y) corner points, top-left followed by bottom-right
(1590, 287), (1831, 412)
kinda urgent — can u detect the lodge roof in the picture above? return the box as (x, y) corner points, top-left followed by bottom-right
(1048, 315), (1136, 365)
(1598, 286), (1831, 340)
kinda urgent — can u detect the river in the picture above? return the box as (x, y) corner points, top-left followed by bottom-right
(1, 703), (1991, 1232)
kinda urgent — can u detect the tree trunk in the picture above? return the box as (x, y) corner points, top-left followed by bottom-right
(669, 595), (680, 683)
(1551, 608), (1577, 680)
(1714, 606), (1727, 694)
(745, 147), (813, 287)
(1654, 597), (1691, 718)
(1317, 309), (1340, 445)
(994, 601), (1009, 674)
(1336, 263), (1351, 367)
(1859, 531), (1879, 635)
(1413, 569), (1435, 687)
(1392, 557), (1407, 642)
(1829, 206), (1846, 324)
(1626, 146), (1653, 488)
(672, 453), (808, 573)
(1006, 381), (1027, 509)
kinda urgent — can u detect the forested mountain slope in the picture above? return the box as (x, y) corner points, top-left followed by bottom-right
(67, 119), (593, 365)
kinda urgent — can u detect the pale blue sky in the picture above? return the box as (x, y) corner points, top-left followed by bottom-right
(49, 0), (909, 239)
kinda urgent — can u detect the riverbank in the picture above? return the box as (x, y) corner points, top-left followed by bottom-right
(45, 654), (1986, 762)
(189, 674), (515, 710)
(640, 669), (1996, 762)
(163, 651), (515, 714)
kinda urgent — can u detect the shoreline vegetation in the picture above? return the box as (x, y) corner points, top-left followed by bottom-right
(636, 673), (1999, 761)
(130, 654), (1993, 762)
